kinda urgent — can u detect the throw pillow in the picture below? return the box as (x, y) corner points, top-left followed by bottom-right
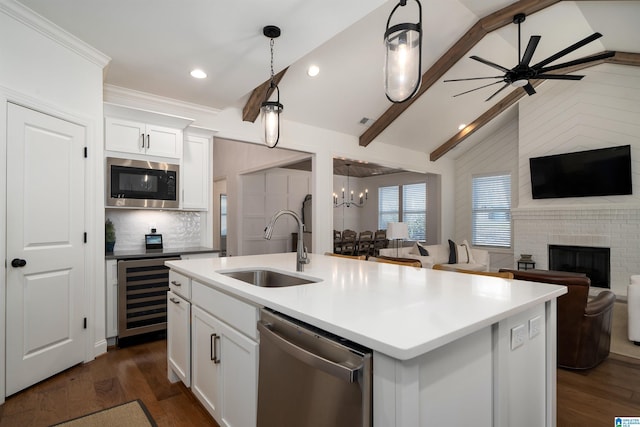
(462, 239), (475, 264)
(416, 242), (429, 256)
(448, 239), (470, 264)
(448, 239), (457, 263)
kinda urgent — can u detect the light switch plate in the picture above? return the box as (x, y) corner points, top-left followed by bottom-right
(529, 316), (542, 339)
(511, 324), (526, 350)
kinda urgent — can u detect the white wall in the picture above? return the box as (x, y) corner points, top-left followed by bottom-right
(241, 168), (311, 255)
(513, 64), (640, 296)
(454, 108), (519, 271)
(0, 0), (109, 400)
(213, 137), (311, 256)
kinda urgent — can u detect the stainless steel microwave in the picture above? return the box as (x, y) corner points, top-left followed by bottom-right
(107, 157), (179, 208)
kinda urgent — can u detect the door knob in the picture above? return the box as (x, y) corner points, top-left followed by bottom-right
(11, 258), (26, 268)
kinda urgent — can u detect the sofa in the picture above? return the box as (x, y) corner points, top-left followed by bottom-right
(379, 240), (489, 271)
(501, 268), (616, 369)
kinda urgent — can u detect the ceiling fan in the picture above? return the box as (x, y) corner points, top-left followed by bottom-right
(444, 13), (615, 102)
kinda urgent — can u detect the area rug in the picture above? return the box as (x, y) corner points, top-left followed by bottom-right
(610, 301), (640, 360)
(51, 399), (156, 427)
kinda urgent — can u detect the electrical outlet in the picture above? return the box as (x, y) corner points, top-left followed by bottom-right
(511, 324), (526, 350)
(529, 316), (542, 339)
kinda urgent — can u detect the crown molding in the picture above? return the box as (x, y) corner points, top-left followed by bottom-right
(0, 0), (110, 68)
(104, 84), (221, 118)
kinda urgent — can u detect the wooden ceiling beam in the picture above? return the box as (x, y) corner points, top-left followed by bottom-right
(242, 67), (288, 123)
(429, 51), (640, 161)
(359, 0), (561, 147)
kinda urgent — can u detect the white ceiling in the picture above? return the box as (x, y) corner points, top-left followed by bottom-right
(16, 0), (640, 160)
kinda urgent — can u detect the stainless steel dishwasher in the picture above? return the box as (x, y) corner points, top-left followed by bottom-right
(257, 309), (372, 427)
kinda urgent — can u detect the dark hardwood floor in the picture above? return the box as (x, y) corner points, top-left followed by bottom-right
(0, 339), (218, 427)
(557, 353), (640, 426)
(1, 337), (639, 426)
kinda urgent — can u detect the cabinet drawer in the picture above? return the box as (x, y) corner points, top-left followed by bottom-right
(169, 270), (191, 300)
(192, 280), (259, 341)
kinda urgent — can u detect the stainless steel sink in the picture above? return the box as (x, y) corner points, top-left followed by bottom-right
(219, 269), (319, 288)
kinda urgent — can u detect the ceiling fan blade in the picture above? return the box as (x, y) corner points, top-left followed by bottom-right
(452, 80), (505, 98)
(444, 76), (503, 82)
(523, 83), (536, 96)
(536, 74), (584, 80)
(470, 56), (510, 73)
(521, 35), (541, 66)
(537, 51), (615, 73)
(531, 32), (603, 69)
(485, 82), (510, 102)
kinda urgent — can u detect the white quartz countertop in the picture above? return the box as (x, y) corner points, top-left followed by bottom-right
(166, 253), (566, 360)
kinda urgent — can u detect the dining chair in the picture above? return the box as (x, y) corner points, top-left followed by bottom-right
(324, 252), (366, 260)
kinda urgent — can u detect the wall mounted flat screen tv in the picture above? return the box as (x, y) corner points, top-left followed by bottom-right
(529, 145), (632, 199)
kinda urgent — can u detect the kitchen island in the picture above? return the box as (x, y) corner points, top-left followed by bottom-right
(166, 252), (566, 427)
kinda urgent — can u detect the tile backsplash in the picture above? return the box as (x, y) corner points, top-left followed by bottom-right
(106, 209), (202, 251)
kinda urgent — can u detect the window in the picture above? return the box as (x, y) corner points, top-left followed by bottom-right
(378, 182), (427, 241)
(378, 185), (399, 230)
(472, 174), (511, 247)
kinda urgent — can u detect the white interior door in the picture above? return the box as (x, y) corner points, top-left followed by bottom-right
(6, 103), (86, 396)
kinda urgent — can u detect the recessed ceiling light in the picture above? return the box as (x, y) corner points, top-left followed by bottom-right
(307, 65), (320, 77)
(458, 123), (466, 130)
(190, 69), (207, 79)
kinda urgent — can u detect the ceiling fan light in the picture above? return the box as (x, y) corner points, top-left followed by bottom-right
(384, 0), (422, 103)
(511, 79), (528, 88)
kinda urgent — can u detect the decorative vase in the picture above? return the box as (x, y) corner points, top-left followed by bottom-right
(106, 241), (115, 253)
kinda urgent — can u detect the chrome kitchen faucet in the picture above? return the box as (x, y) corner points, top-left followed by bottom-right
(264, 209), (309, 272)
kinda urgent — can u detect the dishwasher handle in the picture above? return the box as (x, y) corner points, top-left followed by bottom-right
(258, 320), (360, 383)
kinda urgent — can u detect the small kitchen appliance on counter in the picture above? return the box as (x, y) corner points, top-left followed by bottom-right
(145, 233), (163, 251)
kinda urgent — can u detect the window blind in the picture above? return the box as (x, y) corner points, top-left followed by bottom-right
(378, 185), (399, 230)
(472, 174), (511, 247)
(403, 183), (426, 241)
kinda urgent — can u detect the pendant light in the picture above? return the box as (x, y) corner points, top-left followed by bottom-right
(384, 0), (422, 103)
(261, 25), (283, 148)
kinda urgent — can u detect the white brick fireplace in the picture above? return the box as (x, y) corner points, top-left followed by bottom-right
(513, 206), (640, 296)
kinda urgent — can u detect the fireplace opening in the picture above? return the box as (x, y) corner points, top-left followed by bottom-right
(548, 245), (610, 288)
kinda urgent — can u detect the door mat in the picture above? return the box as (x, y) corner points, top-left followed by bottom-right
(51, 399), (156, 427)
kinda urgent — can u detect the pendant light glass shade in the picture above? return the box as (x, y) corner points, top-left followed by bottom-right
(261, 84), (283, 148)
(384, 0), (422, 103)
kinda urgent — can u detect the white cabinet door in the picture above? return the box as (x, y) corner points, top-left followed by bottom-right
(146, 124), (183, 158)
(167, 291), (191, 387)
(192, 306), (222, 421)
(182, 134), (210, 210)
(105, 260), (118, 338)
(191, 305), (258, 427)
(218, 318), (258, 427)
(104, 117), (146, 155)
(105, 117), (182, 159)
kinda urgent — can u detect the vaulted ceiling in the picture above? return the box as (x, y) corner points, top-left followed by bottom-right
(17, 0), (640, 161)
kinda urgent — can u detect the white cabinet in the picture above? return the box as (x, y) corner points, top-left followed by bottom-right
(191, 305), (258, 427)
(182, 134), (211, 210)
(105, 116), (183, 159)
(167, 291), (191, 386)
(105, 259), (118, 339)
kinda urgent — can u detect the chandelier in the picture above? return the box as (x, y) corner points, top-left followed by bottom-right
(333, 164), (368, 208)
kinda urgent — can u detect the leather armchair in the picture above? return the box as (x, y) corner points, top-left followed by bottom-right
(501, 269), (616, 369)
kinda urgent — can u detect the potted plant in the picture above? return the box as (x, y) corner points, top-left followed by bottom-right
(105, 219), (116, 253)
